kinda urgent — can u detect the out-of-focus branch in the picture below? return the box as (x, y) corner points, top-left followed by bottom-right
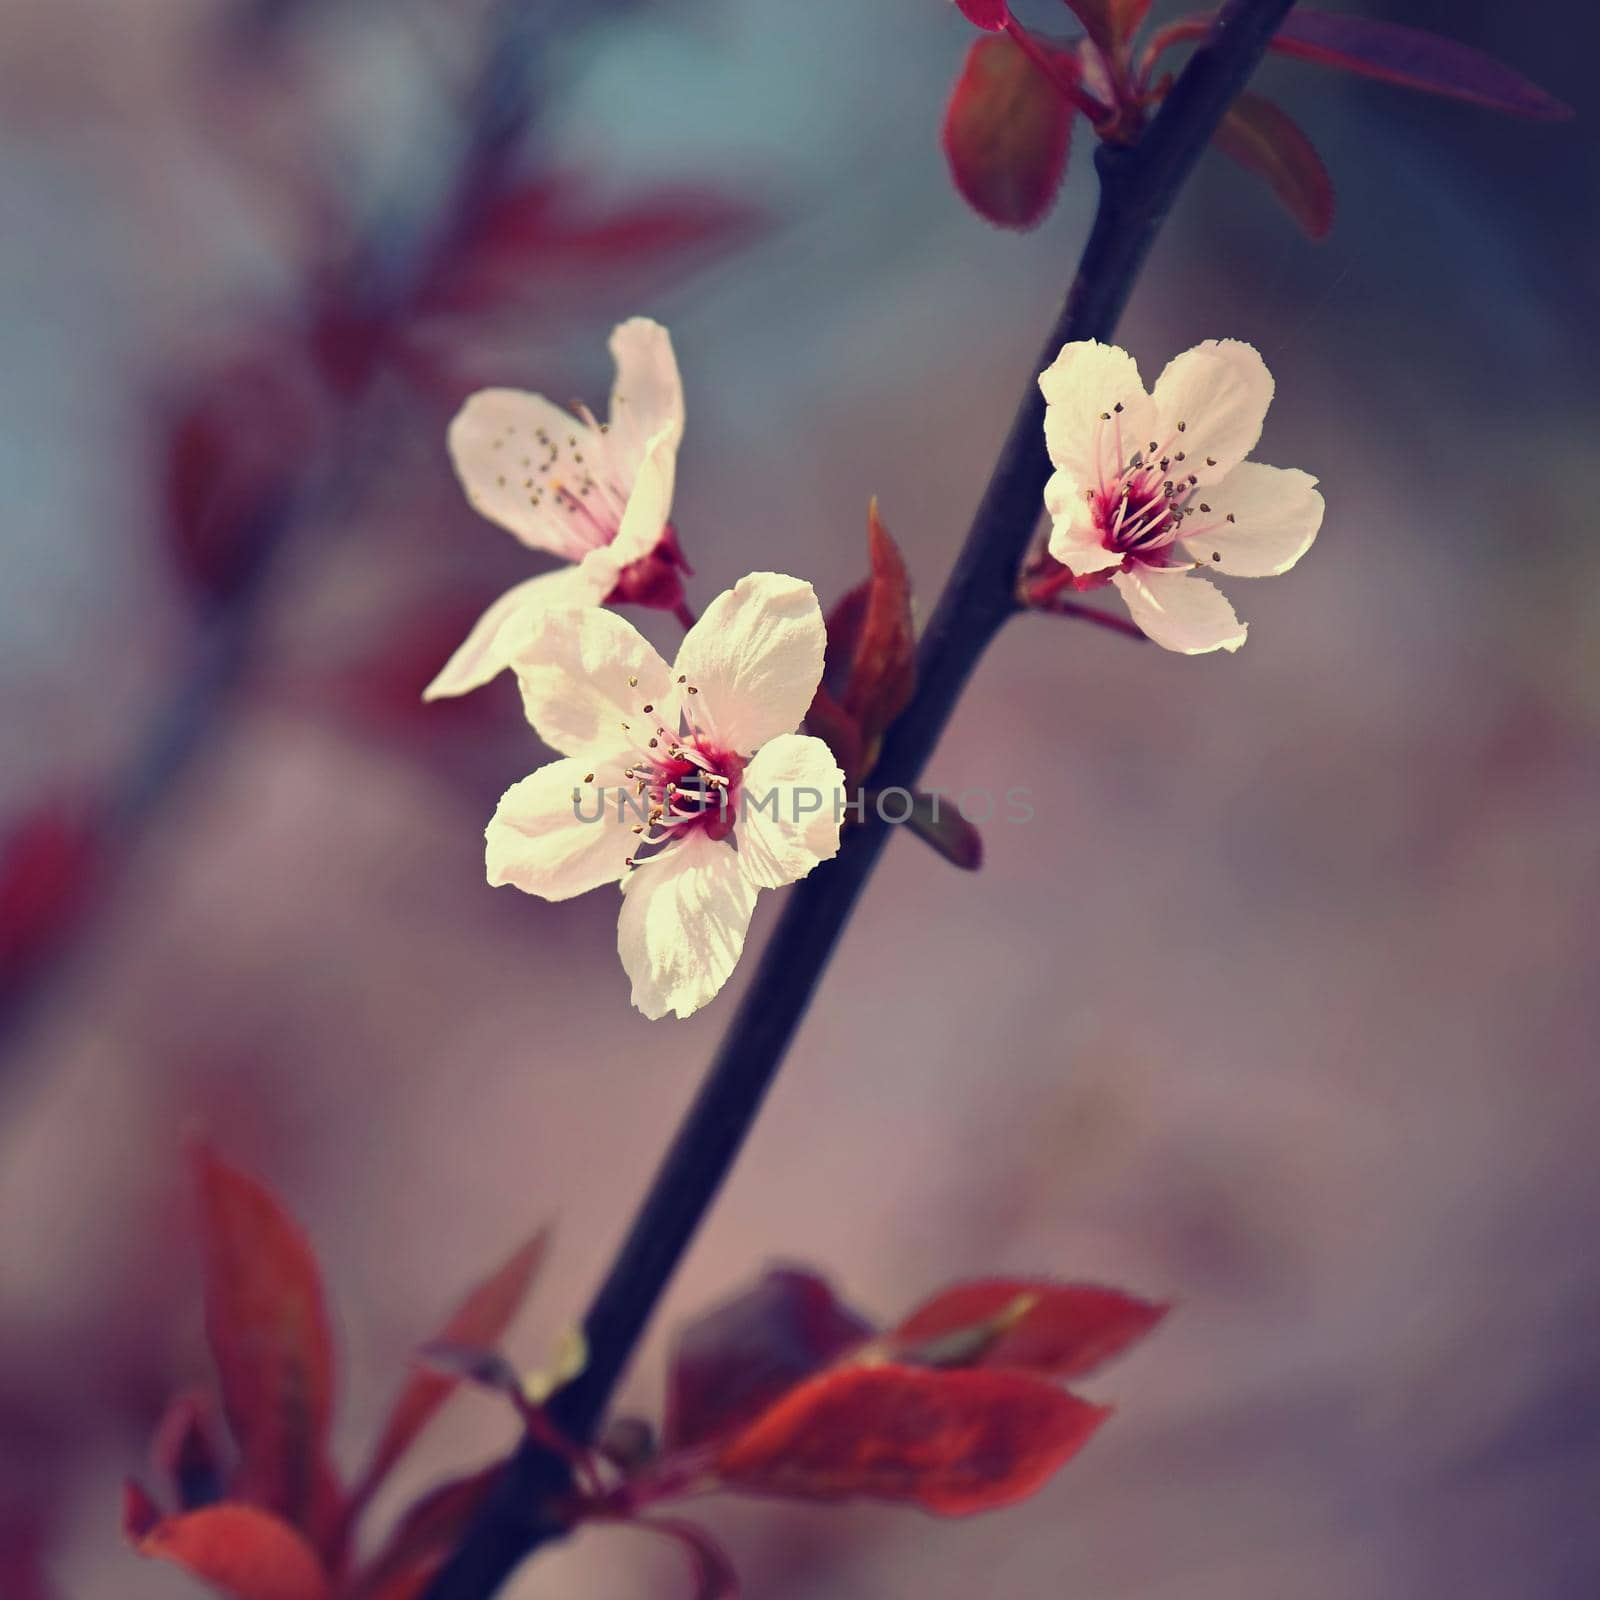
(423, 2), (1299, 1595)
(0, 0), (548, 1054)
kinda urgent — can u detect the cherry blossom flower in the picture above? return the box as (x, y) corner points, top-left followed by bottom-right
(424, 317), (690, 700)
(486, 573), (844, 1020)
(1038, 339), (1323, 653)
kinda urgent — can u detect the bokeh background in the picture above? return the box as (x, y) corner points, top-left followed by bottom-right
(2, 0), (1597, 1595)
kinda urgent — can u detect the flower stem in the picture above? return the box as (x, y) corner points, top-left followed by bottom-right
(1031, 596), (1150, 642)
(424, 3), (1299, 1594)
(1003, 19), (1112, 125)
(672, 599), (698, 631)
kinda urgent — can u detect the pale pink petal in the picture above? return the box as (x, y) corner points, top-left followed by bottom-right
(673, 573), (825, 754)
(606, 426), (678, 567)
(1181, 462), (1323, 577)
(1150, 340), (1273, 484)
(1112, 566), (1247, 654)
(448, 389), (605, 561)
(422, 563), (615, 702)
(496, 605), (675, 760)
(486, 757), (634, 901)
(736, 734), (845, 891)
(617, 832), (757, 1020)
(1039, 341), (1156, 491)
(1044, 470), (1122, 576)
(607, 318), (685, 482)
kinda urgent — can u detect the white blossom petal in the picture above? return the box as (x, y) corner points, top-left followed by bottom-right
(486, 757), (633, 901)
(617, 832), (757, 1020)
(736, 734), (844, 890)
(1039, 341), (1156, 491)
(1150, 340), (1272, 484)
(607, 318), (685, 482)
(1044, 470), (1122, 576)
(673, 573), (825, 754)
(607, 426), (678, 567)
(1112, 566), (1247, 654)
(422, 562), (616, 702)
(498, 605), (675, 760)
(448, 389), (604, 561)
(1183, 462), (1324, 577)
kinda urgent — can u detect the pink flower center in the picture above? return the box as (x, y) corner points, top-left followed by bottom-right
(619, 684), (745, 871)
(1087, 414), (1230, 570)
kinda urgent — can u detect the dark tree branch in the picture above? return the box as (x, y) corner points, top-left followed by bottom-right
(425, 2), (1298, 1594)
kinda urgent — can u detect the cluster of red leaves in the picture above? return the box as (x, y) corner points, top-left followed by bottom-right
(124, 1146), (547, 1600)
(944, 1), (1570, 235)
(433, 1265), (1166, 1596)
(647, 1267), (1165, 1517)
(125, 1154), (1165, 1600)
(803, 503), (981, 870)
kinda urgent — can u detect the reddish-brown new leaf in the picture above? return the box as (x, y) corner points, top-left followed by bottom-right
(954, 0), (1010, 28)
(349, 1468), (500, 1600)
(1151, 12), (1569, 120)
(353, 1231), (546, 1508)
(665, 1267), (875, 1450)
(1270, 12), (1570, 119)
(192, 1146), (336, 1532)
(152, 1391), (227, 1510)
(716, 1364), (1109, 1515)
(1212, 92), (1335, 239)
(1061, 0), (1148, 54)
(843, 503), (916, 760)
(902, 793), (984, 872)
(893, 1279), (1168, 1378)
(801, 685), (864, 791)
(124, 1495), (331, 1600)
(604, 1517), (741, 1600)
(807, 503), (917, 785)
(944, 33), (1076, 229)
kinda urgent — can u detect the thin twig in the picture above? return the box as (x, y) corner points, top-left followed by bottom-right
(423, 2), (1298, 1595)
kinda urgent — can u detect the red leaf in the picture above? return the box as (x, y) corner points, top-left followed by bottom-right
(0, 801), (101, 989)
(622, 1517), (741, 1600)
(124, 1495), (331, 1600)
(353, 1231), (546, 1508)
(122, 1481), (163, 1542)
(665, 1268), (875, 1451)
(954, 0), (1010, 28)
(348, 1468), (499, 1600)
(1061, 0), (1149, 54)
(892, 1280), (1168, 1378)
(806, 502), (917, 786)
(716, 1364), (1109, 1515)
(843, 502), (917, 760)
(420, 179), (759, 318)
(943, 33), (1077, 229)
(902, 793), (983, 871)
(1149, 12), (1569, 120)
(152, 1391), (228, 1510)
(1212, 91), (1335, 240)
(191, 1145), (337, 1534)
(1270, 12), (1570, 119)
(801, 685), (864, 790)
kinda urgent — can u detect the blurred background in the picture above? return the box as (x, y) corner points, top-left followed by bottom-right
(1, 0), (1597, 1594)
